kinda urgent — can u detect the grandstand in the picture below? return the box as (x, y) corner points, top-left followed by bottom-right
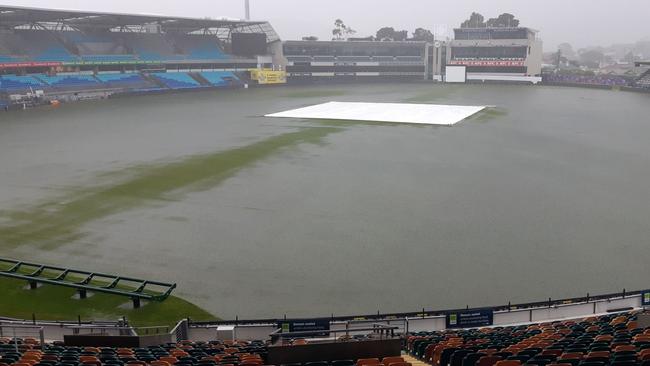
(633, 61), (650, 89)
(0, 74), (46, 92)
(282, 32), (545, 84)
(447, 27), (543, 83)
(0, 5), (282, 106)
(407, 311), (648, 366)
(95, 73), (156, 89)
(0, 6), (280, 65)
(282, 40), (443, 82)
(1, 290), (650, 366)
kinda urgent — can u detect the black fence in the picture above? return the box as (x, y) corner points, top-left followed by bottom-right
(189, 288), (645, 327)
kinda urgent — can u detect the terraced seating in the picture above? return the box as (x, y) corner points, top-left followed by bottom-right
(80, 55), (137, 63)
(0, 55), (22, 63)
(0, 75), (46, 91)
(151, 73), (203, 89)
(121, 34), (185, 62)
(95, 73), (153, 89)
(37, 74), (101, 89)
(186, 44), (226, 61)
(34, 48), (77, 62)
(13, 31), (78, 63)
(407, 311), (648, 366)
(634, 70), (650, 88)
(170, 35), (227, 61)
(0, 339), (269, 366)
(199, 72), (240, 87)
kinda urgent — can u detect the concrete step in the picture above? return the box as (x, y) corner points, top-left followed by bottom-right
(403, 354), (431, 366)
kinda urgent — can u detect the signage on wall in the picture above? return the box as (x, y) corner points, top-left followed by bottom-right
(277, 318), (330, 335)
(642, 291), (650, 306)
(446, 309), (494, 329)
(448, 60), (525, 67)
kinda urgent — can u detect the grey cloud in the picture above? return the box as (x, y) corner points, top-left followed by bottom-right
(9, 0), (650, 50)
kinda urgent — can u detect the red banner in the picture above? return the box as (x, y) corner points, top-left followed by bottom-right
(0, 61), (62, 69)
(448, 60), (525, 67)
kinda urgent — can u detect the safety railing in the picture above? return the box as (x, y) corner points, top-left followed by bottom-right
(0, 324), (45, 351)
(190, 287), (646, 327)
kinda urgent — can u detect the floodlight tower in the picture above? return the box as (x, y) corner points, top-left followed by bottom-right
(245, 0), (250, 20)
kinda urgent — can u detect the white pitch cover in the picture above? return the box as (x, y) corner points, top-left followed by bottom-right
(265, 101), (487, 126)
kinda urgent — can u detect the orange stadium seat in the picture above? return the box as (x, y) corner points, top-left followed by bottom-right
(494, 361), (521, 366)
(357, 358), (381, 366)
(477, 356), (503, 366)
(382, 357), (404, 366)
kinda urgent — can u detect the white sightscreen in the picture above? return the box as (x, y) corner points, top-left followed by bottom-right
(446, 66), (467, 83)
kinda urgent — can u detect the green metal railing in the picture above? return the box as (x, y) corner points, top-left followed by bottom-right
(0, 257), (176, 308)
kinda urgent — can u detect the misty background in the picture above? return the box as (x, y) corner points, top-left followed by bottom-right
(6, 0), (650, 52)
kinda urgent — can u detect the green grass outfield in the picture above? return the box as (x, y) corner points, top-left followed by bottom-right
(0, 276), (216, 328)
(0, 127), (342, 327)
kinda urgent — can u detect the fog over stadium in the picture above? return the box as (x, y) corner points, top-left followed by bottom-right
(8, 0), (650, 50)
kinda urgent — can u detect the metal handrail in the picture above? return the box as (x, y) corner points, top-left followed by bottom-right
(0, 324), (45, 351)
(191, 288), (645, 327)
(275, 325), (399, 339)
(0, 257), (176, 301)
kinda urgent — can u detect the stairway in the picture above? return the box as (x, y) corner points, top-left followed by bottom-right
(190, 72), (211, 86)
(403, 354), (430, 366)
(635, 69), (650, 87)
(141, 73), (168, 89)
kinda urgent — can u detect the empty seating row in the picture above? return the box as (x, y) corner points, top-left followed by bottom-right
(150, 73), (204, 89)
(1, 31), (234, 64)
(285, 55), (426, 64)
(407, 311), (649, 366)
(80, 55), (138, 63)
(0, 339), (268, 366)
(36, 74), (101, 88)
(0, 55), (23, 62)
(199, 72), (240, 87)
(0, 71), (243, 92)
(280, 357), (410, 366)
(95, 73), (154, 89)
(0, 75), (46, 91)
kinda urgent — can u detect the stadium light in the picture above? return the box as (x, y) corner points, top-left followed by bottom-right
(245, 0), (250, 20)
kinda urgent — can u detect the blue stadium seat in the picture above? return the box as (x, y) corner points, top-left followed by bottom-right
(150, 72), (203, 89)
(80, 55), (137, 63)
(0, 55), (21, 63)
(187, 45), (226, 60)
(37, 74), (101, 88)
(34, 47), (77, 62)
(199, 71), (240, 87)
(95, 73), (153, 89)
(172, 35), (227, 60)
(0, 74), (47, 91)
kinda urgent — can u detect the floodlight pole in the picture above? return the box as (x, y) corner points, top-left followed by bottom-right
(245, 0), (250, 20)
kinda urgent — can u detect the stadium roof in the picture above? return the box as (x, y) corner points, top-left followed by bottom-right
(453, 27), (539, 33)
(0, 5), (280, 41)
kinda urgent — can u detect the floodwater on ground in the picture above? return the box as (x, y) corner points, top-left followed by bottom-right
(0, 83), (649, 319)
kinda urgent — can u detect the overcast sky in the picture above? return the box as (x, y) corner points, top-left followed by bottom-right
(7, 0), (650, 51)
